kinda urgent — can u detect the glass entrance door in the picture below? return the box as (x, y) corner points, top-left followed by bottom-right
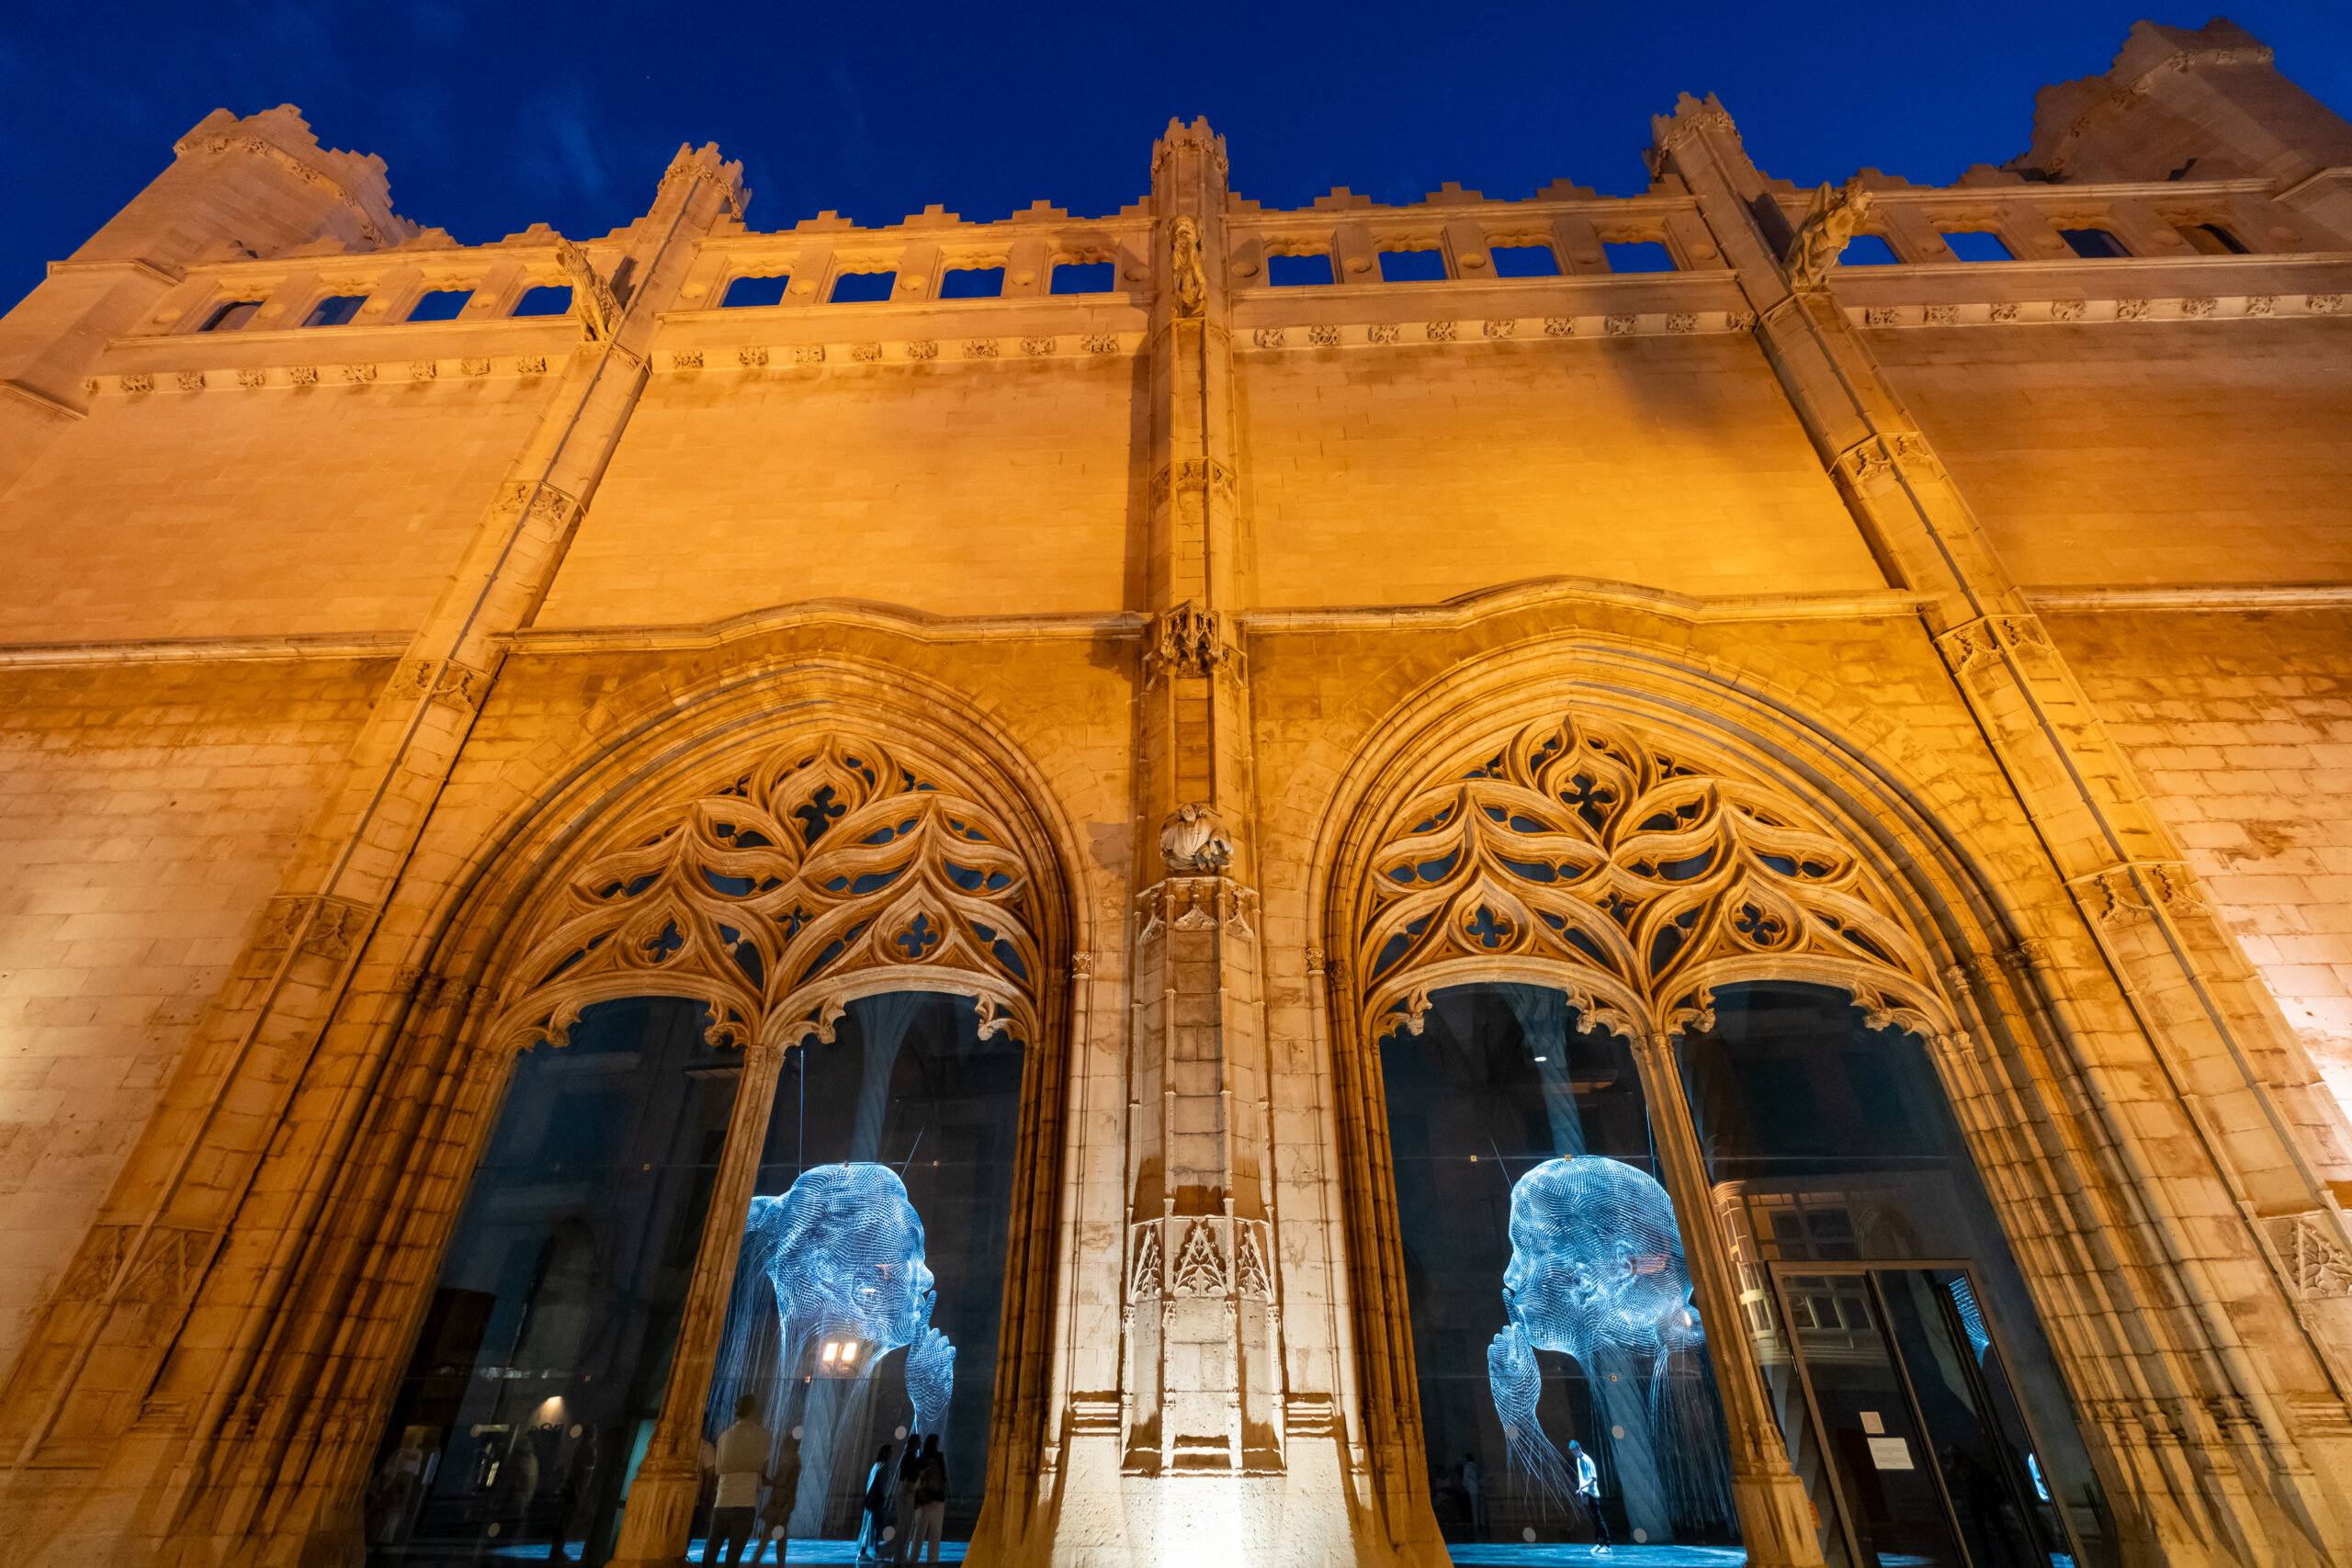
(1772, 1265), (2079, 1568)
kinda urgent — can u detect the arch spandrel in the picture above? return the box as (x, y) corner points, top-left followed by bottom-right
(485, 731), (1043, 1056)
(1352, 707), (1955, 1046)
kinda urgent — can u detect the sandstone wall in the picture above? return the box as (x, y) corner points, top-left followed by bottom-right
(1238, 333), (1886, 605)
(0, 378), (542, 643)
(2048, 607), (2352, 1104)
(0, 656), (384, 1369)
(1875, 320), (2352, 588)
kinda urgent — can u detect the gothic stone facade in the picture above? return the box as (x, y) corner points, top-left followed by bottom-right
(0, 15), (2350, 1568)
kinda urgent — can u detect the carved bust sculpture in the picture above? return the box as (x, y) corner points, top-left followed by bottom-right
(1159, 801), (1233, 873)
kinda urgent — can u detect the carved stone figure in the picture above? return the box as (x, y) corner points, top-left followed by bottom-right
(1159, 802), (1234, 873)
(1783, 176), (1874, 290)
(1170, 215), (1207, 319)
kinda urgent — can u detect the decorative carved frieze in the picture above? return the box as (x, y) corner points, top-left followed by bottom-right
(1425, 320), (1456, 342)
(342, 362), (377, 383)
(515, 354), (548, 374)
(1355, 707), (1942, 1045)
(1021, 336), (1056, 356)
(1485, 318), (1517, 338)
(177, 370), (206, 392)
(1307, 323), (1340, 347)
(1544, 316), (1574, 336)
(1125, 1215), (1274, 1303)
(1146, 459), (1237, 513)
(121, 373), (153, 394)
(1142, 599), (1243, 688)
(738, 345), (768, 367)
(964, 339), (999, 359)
(906, 340), (938, 360)
(2266, 1213), (2352, 1298)
(237, 367), (266, 389)
(462, 356), (490, 376)
(2179, 296), (2216, 319)
(409, 360), (436, 380)
(1605, 314), (1636, 336)
(1665, 312), (1697, 333)
(1081, 333), (1118, 354)
(261, 894), (376, 962)
(2072, 861), (2202, 929)
(1135, 876), (1257, 946)
(672, 349), (704, 370)
(1934, 614), (2051, 676)
(389, 656), (491, 713)
(1367, 322), (1399, 344)
(57, 1224), (217, 1306)
(2050, 299), (2086, 322)
(1252, 327), (1285, 349)
(489, 732), (1041, 1055)
(794, 344), (824, 365)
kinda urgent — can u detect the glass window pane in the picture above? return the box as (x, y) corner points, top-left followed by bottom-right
(363, 998), (744, 1565)
(304, 294), (367, 327)
(700, 991), (1023, 1560)
(1381, 982), (1741, 1551)
(1679, 983), (2116, 1568)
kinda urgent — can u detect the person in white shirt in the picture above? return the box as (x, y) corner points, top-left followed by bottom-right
(703, 1395), (774, 1566)
(1567, 1438), (1612, 1555)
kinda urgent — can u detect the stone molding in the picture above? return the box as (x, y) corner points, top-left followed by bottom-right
(1848, 291), (2342, 328)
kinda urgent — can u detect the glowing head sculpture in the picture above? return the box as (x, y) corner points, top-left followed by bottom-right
(735, 1163), (956, 1439)
(1488, 1156), (1704, 1507)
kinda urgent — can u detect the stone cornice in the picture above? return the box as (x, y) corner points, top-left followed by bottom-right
(0, 632), (410, 668)
(2025, 583), (2352, 612)
(1237, 578), (1928, 632)
(503, 598), (1148, 655)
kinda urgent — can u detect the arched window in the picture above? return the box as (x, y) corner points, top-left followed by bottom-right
(365, 732), (1046, 1565)
(1345, 707), (2107, 1566)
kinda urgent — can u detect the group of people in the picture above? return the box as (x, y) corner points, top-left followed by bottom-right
(860, 1432), (950, 1562)
(697, 1394), (950, 1566)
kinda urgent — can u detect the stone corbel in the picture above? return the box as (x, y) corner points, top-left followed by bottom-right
(260, 894), (376, 962)
(2069, 860), (2203, 931)
(1142, 599), (1244, 689)
(388, 656), (492, 714)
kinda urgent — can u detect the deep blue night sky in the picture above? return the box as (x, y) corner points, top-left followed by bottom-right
(2, 3), (2346, 310)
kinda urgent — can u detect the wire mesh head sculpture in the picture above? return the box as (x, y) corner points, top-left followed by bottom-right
(716, 1162), (956, 1443)
(1487, 1156), (1710, 1512)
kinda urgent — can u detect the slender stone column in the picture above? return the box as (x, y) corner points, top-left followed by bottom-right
(0, 146), (752, 1558)
(611, 1038), (788, 1567)
(1629, 1031), (1826, 1568)
(1652, 91), (2352, 1563)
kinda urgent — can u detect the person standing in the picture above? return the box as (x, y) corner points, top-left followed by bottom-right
(1567, 1438), (1612, 1555)
(909, 1433), (948, 1563)
(886, 1433), (924, 1561)
(1461, 1450), (1487, 1539)
(857, 1443), (896, 1563)
(756, 1428), (801, 1565)
(704, 1395), (773, 1567)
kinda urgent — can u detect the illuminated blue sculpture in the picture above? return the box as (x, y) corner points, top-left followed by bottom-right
(737, 1162), (956, 1437)
(1487, 1156), (1716, 1520)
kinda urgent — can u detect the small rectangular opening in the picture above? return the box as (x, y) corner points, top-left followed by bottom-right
(1601, 241), (1675, 274)
(830, 271), (897, 304)
(1488, 244), (1559, 278)
(1051, 262), (1114, 295)
(512, 285), (573, 317)
(302, 295), (368, 328)
(939, 267), (1004, 299)
(1838, 234), (1901, 265)
(1267, 253), (1335, 287)
(1939, 230), (2013, 262)
(406, 289), (472, 322)
(2058, 228), (2130, 259)
(1377, 248), (1447, 283)
(721, 275), (791, 308)
(2176, 222), (2248, 255)
(201, 300), (261, 333)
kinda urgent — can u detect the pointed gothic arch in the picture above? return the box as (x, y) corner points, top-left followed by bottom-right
(1350, 705), (1955, 1051)
(483, 729), (1047, 1057)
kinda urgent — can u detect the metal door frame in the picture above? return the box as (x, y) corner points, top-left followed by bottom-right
(1766, 1259), (2085, 1568)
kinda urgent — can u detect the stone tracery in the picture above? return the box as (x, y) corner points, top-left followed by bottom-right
(489, 731), (1042, 1054)
(1354, 707), (1946, 1044)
